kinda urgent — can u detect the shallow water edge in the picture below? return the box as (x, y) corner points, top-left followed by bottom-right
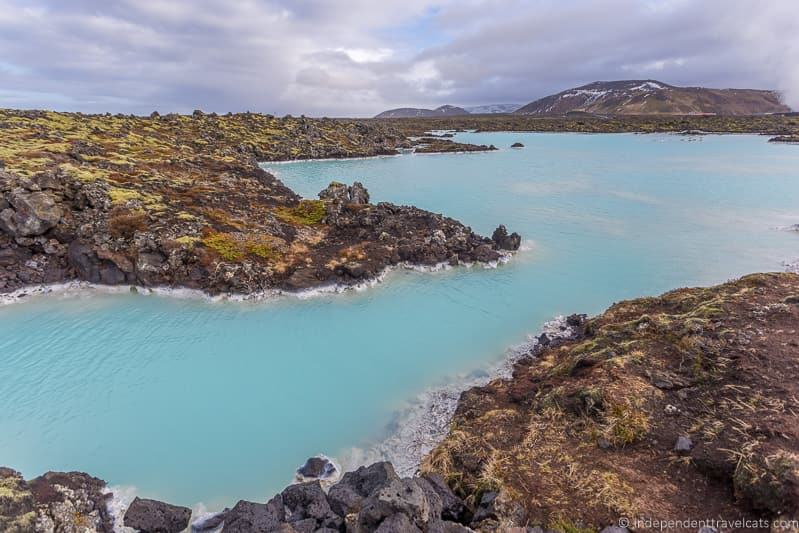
(92, 313), (577, 531)
(0, 253), (512, 306)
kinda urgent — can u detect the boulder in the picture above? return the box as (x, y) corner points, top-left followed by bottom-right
(32, 172), (63, 190)
(328, 462), (399, 517)
(0, 190), (62, 237)
(318, 181), (370, 205)
(136, 251), (167, 284)
(472, 244), (499, 262)
(421, 474), (467, 522)
(356, 478), (432, 531)
(123, 497), (192, 533)
(27, 471), (114, 532)
(0, 246), (31, 267)
(471, 491), (498, 524)
(280, 480), (342, 530)
(375, 512), (422, 532)
(491, 225), (521, 251)
(297, 456), (337, 480)
(68, 241), (130, 284)
(410, 477), (443, 521)
(96, 248), (135, 273)
(318, 182), (350, 203)
(429, 519), (475, 532)
(350, 182), (370, 204)
(511, 142), (525, 148)
(221, 496), (285, 533)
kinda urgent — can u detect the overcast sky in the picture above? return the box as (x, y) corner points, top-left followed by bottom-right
(0, 0), (797, 116)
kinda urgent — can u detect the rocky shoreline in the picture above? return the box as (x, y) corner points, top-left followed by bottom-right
(4, 274), (799, 532)
(0, 110), (518, 297)
(0, 460), (482, 533)
(377, 113), (799, 137)
(425, 272), (799, 531)
(769, 135), (799, 144)
(0, 315), (585, 533)
(0, 253), (512, 306)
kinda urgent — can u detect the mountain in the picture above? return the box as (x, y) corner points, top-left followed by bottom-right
(515, 80), (790, 116)
(374, 105), (469, 119)
(463, 103), (523, 114)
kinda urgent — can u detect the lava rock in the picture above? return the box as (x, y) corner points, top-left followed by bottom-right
(491, 225), (521, 251)
(0, 190), (63, 237)
(68, 241), (130, 284)
(421, 474), (467, 522)
(511, 142), (525, 148)
(471, 491), (498, 524)
(357, 477), (432, 531)
(350, 181), (370, 204)
(27, 471), (114, 532)
(0, 468), (36, 532)
(327, 461), (399, 516)
(318, 182), (350, 203)
(429, 520), (475, 532)
(281, 480), (342, 530)
(123, 497), (192, 533)
(410, 477), (444, 521)
(297, 456), (337, 480)
(375, 512), (422, 532)
(221, 496), (285, 533)
(319, 181), (370, 205)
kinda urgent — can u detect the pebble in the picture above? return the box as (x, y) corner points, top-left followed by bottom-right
(674, 436), (693, 453)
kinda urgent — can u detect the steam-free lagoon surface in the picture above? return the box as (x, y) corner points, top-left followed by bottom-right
(2, 132), (798, 508)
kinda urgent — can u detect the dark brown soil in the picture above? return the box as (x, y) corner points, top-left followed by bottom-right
(425, 273), (799, 532)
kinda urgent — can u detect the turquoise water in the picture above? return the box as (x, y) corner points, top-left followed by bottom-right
(1, 133), (798, 508)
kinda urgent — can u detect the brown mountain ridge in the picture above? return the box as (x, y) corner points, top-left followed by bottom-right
(515, 79), (790, 116)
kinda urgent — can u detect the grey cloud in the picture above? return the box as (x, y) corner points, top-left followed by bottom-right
(0, 0), (795, 115)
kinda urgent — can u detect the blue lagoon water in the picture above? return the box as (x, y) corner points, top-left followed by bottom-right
(1, 133), (798, 508)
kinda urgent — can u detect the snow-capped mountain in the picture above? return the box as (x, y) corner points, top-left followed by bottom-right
(515, 80), (790, 116)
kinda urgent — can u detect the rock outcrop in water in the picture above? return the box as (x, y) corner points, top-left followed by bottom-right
(0, 110), (520, 296)
(412, 137), (497, 154)
(769, 135), (799, 144)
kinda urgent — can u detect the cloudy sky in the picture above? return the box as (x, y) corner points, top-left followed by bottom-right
(0, 0), (797, 116)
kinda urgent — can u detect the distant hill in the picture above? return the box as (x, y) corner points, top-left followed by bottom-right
(515, 80), (790, 116)
(374, 105), (469, 119)
(464, 103), (523, 114)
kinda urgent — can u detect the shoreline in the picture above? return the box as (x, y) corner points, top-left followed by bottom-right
(354, 315), (576, 478)
(0, 252), (512, 307)
(5, 271), (799, 532)
(1, 311), (578, 532)
(261, 153), (403, 165)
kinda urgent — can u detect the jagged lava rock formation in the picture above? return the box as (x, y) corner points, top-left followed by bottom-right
(0, 110), (520, 295)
